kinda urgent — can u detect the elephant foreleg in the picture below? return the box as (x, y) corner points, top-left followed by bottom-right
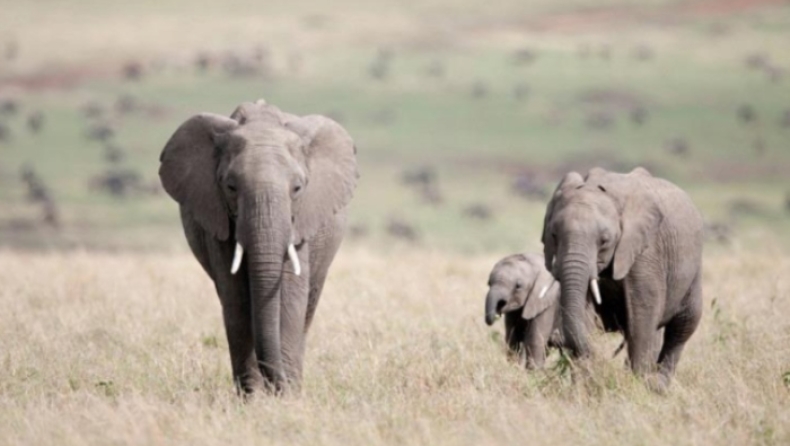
(504, 312), (526, 365)
(304, 212), (347, 333)
(280, 243), (311, 389)
(524, 310), (555, 369)
(222, 299), (265, 394)
(209, 241), (265, 395)
(657, 274), (703, 384)
(624, 264), (665, 376)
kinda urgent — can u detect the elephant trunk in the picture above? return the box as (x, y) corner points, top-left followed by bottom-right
(241, 192), (291, 393)
(559, 248), (595, 358)
(485, 289), (507, 326)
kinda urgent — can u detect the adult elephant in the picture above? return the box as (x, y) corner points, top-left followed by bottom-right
(541, 167), (703, 390)
(159, 99), (358, 395)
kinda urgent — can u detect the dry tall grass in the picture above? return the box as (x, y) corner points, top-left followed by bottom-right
(0, 246), (788, 445)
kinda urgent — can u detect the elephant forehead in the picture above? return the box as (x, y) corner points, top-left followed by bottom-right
(491, 260), (528, 282)
(489, 269), (513, 285)
(557, 192), (616, 219)
(234, 123), (300, 147)
(232, 101), (282, 124)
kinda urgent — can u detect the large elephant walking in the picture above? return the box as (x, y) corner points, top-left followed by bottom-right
(541, 167), (703, 390)
(159, 100), (358, 395)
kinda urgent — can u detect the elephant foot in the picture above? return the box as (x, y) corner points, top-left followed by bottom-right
(254, 375), (303, 398)
(568, 357), (594, 384)
(644, 372), (671, 395)
(235, 374), (267, 398)
(506, 349), (526, 368)
(234, 367), (294, 399)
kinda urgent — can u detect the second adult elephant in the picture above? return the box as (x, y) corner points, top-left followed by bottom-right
(159, 100), (358, 395)
(542, 167), (703, 390)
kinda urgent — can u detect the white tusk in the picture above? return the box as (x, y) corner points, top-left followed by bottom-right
(288, 244), (301, 276)
(590, 278), (602, 305)
(538, 280), (555, 299)
(231, 243), (244, 275)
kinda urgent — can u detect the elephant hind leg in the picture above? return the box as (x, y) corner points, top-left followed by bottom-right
(657, 276), (703, 382)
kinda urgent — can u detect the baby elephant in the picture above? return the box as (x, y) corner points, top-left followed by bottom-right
(484, 253), (563, 369)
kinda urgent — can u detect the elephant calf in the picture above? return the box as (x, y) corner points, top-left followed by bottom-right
(484, 253), (565, 369)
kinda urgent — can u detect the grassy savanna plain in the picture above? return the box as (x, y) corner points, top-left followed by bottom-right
(1, 249), (789, 444)
(0, 0), (789, 444)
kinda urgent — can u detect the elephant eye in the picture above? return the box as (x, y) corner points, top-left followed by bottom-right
(227, 183), (237, 193)
(291, 184), (303, 199)
(289, 182), (303, 200)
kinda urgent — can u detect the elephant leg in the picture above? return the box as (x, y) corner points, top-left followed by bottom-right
(657, 275), (703, 383)
(221, 298), (265, 394)
(304, 212), (347, 332)
(524, 310), (554, 369)
(208, 240), (265, 395)
(504, 312), (526, 364)
(624, 270), (665, 376)
(524, 328), (546, 370)
(280, 243), (311, 389)
(182, 213), (263, 394)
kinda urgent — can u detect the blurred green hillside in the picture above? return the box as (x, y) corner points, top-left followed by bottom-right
(0, 0), (788, 253)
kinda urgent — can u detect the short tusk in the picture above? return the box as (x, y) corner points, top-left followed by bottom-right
(288, 243), (301, 276)
(231, 242), (244, 275)
(538, 280), (555, 299)
(590, 278), (602, 305)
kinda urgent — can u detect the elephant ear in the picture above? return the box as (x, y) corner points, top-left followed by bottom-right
(158, 113), (239, 241)
(542, 171), (585, 272)
(285, 115), (359, 241)
(521, 261), (559, 320)
(611, 186), (663, 281)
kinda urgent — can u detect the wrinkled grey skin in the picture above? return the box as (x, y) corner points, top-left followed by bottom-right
(484, 253), (564, 369)
(159, 100), (358, 395)
(542, 167), (703, 390)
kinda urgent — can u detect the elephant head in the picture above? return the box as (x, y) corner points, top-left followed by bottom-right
(541, 167), (662, 357)
(485, 253), (559, 326)
(158, 100), (358, 387)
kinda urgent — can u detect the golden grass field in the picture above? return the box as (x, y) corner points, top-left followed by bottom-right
(1, 245), (788, 445)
